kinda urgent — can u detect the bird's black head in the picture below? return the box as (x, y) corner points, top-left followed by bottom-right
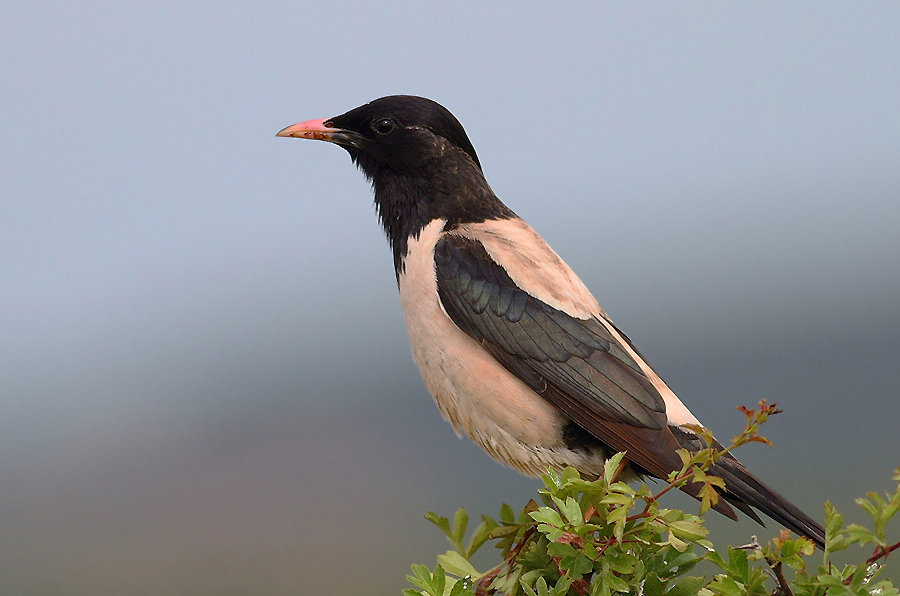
(327, 95), (482, 175)
(278, 95), (481, 178)
(278, 95), (515, 275)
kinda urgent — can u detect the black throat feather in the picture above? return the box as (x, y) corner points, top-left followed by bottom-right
(350, 148), (517, 278)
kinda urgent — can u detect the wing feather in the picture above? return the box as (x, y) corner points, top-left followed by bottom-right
(434, 232), (667, 431)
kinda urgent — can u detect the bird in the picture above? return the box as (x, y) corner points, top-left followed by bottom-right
(277, 95), (825, 549)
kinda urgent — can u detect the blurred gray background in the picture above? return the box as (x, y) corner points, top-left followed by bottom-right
(2, 2), (899, 594)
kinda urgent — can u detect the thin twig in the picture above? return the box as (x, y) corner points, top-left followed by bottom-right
(865, 540), (900, 566)
(766, 559), (793, 596)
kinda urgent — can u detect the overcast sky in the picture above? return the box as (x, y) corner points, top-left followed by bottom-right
(2, 2), (899, 594)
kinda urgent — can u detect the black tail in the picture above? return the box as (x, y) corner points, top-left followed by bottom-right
(706, 454), (826, 550)
(668, 427), (825, 549)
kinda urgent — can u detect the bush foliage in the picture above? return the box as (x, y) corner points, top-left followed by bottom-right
(405, 403), (899, 596)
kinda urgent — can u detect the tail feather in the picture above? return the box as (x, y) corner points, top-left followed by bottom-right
(668, 425), (825, 549)
(708, 455), (826, 550)
(721, 493), (765, 526)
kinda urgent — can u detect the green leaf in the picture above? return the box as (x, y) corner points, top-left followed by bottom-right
(542, 469), (563, 490)
(667, 575), (707, 596)
(815, 572), (847, 589)
(608, 552), (638, 574)
(562, 496), (583, 525)
(698, 484), (719, 515)
(607, 504), (628, 542)
(551, 573), (572, 596)
(666, 533), (689, 553)
(856, 496), (878, 519)
(848, 561), (869, 592)
(824, 502), (850, 554)
(432, 563), (446, 596)
(452, 509), (469, 545)
(530, 507), (564, 528)
(604, 452), (627, 482)
(600, 493), (633, 506)
(407, 565), (436, 595)
(606, 573), (630, 592)
(704, 475), (726, 489)
(883, 490), (900, 523)
(825, 501), (843, 535)
(704, 551), (728, 572)
(488, 523), (521, 539)
(448, 577), (473, 596)
(706, 575), (746, 596)
(559, 466), (581, 486)
(706, 548), (751, 582)
(570, 552), (593, 577)
(642, 573), (665, 596)
(868, 491), (887, 508)
(520, 572), (551, 596)
(664, 547), (704, 575)
(411, 564), (431, 583)
(426, 512), (452, 537)
(844, 523), (875, 545)
(532, 576), (551, 596)
(728, 548), (749, 581)
(464, 518), (498, 558)
(437, 551), (479, 579)
(521, 499), (540, 522)
(668, 519), (708, 541)
(547, 541), (577, 558)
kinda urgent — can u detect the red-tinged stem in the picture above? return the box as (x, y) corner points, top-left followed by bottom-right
(571, 578), (590, 595)
(865, 541), (900, 566)
(474, 526), (538, 595)
(643, 468), (694, 511)
(838, 541), (900, 588)
(765, 559), (793, 596)
(626, 511), (650, 523)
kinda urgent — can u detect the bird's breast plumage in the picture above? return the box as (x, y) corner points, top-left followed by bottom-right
(397, 218), (617, 476)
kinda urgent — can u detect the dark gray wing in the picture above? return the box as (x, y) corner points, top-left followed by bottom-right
(433, 233), (668, 431)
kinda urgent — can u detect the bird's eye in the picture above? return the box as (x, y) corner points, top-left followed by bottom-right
(372, 118), (396, 135)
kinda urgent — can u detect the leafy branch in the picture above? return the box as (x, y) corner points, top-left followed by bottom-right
(405, 403), (899, 596)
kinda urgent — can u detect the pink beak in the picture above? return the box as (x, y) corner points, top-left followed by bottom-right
(276, 117), (340, 141)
